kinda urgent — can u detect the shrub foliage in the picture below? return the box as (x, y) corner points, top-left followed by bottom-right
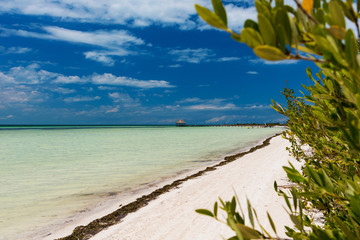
(195, 0), (360, 239)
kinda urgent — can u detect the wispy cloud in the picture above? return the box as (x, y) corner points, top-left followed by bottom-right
(1, 26), (144, 48)
(0, 0), (259, 32)
(50, 87), (76, 94)
(185, 103), (237, 110)
(0, 114), (14, 120)
(177, 97), (238, 110)
(0, 63), (58, 85)
(0, 0), (209, 28)
(0, 46), (32, 54)
(0, 26), (145, 65)
(0, 64), (175, 89)
(168, 64), (182, 68)
(64, 95), (101, 103)
(216, 57), (242, 62)
(84, 52), (115, 66)
(169, 48), (215, 63)
(0, 86), (46, 105)
(225, 4), (257, 30)
(206, 115), (227, 123)
(108, 92), (140, 107)
(249, 59), (298, 65)
(91, 73), (175, 89)
(246, 71), (258, 74)
(169, 48), (242, 64)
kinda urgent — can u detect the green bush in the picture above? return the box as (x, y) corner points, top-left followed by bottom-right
(195, 0), (360, 239)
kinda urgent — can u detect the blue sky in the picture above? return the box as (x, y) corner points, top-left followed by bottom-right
(0, 0), (313, 125)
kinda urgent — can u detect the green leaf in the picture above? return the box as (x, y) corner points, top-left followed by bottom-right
(195, 4), (227, 30)
(290, 214), (303, 231)
(213, 201), (218, 218)
(195, 209), (214, 217)
(253, 45), (288, 61)
(274, 181), (278, 192)
(240, 28), (264, 48)
(234, 223), (261, 239)
(345, 29), (358, 69)
(274, 8), (292, 44)
(244, 19), (259, 31)
(315, 8), (325, 24)
(275, 0), (284, 7)
(334, 215), (357, 240)
(231, 34), (241, 42)
(230, 196), (236, 214)
(328, 0), (346, 28)
(255, 0), (271, 18)
(329, 26), (346, 40)
(267, 212), (277, 234)
(258, 14), (276, 46)
(247, 199), (255, 228)
(212, 0), (227, 26)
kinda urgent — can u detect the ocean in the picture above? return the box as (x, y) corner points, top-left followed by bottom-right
(0, 125), (283, 239)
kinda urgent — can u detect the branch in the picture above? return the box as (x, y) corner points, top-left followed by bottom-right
(289, 53), (326, 63)
(294, 0), (319, 24)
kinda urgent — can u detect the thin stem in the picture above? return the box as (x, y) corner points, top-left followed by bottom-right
(294, 0), (319, 24)
(289, 53), (326, 63)
(225, 28), (240, 36)
(355, 19), (360, 40)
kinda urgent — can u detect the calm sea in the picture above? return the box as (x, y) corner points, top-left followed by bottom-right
(0, 125), (283, 239)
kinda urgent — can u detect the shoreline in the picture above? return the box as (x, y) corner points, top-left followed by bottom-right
(56, 133), (283, 240)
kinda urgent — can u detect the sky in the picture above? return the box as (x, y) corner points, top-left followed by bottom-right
(0, 0), (315, 125)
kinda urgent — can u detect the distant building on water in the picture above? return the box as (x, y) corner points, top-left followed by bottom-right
(176, 119), (186, 126)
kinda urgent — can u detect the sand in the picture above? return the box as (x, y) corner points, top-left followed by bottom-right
(78, 135), (300, 240)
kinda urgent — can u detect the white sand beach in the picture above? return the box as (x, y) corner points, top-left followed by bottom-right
(64, 135), (299, 240)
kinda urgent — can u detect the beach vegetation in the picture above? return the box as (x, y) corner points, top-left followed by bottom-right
(195, 0), (360, 239)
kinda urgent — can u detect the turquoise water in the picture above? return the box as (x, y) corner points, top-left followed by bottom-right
(0, 126), (283, 239)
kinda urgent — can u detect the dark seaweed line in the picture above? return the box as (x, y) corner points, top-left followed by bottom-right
(56, 133), (282, 240)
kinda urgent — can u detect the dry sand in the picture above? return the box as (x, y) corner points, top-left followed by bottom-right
(83, 135), (300, 240)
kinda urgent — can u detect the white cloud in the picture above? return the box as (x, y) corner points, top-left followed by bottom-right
(169, 48), (243, 64)
(0, 0), (259, 32)
(0, 86), (45, 104)
(54, 75), (85, 84)
(168, 64), (182, 68)
(91, 73), (175, 88)
(0, 114), (14, 120)
(176, 97), (201, 103)
(206, 116), (227, 123)
(0, 46), (32, 54)
(98, 86), (118, 91)
(50, 87), (76, 94)
(169, 48), (215, 63)
(1, 26), (144, 50)
(178, 97), (238, 110)
(0, 0), (209, 28)
(216, 57), (242, 62)
(244, 104), (270, 109)
(106, 106), (119, 113)
(84, 51), (115, 66)
(246, 71), (258, 74)
(108, 92), (140, 107)
(0, 26), (145, 65)
(249, 59), (298, 65)
(0, 64), (173, 89)
(185, 103), (237, 110)
(0, 64), (58, 85)
(225, 4), (257, 31)
(64, 95), (101, 103)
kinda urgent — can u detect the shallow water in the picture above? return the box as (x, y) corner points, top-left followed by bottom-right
(0, 125), (283, 239)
